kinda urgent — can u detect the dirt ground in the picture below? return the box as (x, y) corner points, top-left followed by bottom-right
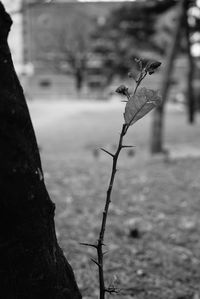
(29, 99), (200, 299)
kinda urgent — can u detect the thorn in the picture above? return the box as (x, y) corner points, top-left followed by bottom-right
(91, 258), (101, 268)
(121, 100), (128, 103)
(121, 145), (136, 149)
(103, 250), (109, 256)
(100, 148), (114, 157)
(80, 242), (97, 249)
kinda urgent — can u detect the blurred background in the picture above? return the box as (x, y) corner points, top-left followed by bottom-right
(2, 0), (200, 298)
(4, 0), (200, 101)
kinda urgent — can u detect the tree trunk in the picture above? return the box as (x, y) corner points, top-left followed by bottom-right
(75, 68), (83, 91)
(0, 4), (81, 299)
(150, 0), (186, 154)
(183, 3), (195, 124)
(150, 105), (165, 154)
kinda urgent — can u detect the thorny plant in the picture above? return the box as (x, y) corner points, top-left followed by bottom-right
(81, 58), (162, 299)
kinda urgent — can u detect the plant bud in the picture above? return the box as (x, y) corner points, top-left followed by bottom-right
(115, 85), (129, 96)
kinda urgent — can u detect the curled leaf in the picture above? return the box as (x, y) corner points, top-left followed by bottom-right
(145, 60), (161, 75)
(124, 87), (162, 126)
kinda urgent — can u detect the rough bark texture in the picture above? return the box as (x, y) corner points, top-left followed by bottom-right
(0, 4), (81, 299)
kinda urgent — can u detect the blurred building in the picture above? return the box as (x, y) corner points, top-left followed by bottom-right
(21, 0), (126, 99)
(6, 0), (199, 101)
(3, 0), (23, 73)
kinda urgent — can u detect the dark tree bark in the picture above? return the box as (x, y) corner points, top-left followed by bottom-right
(150, 0), (186, 154)
(0, 3), (81, 299)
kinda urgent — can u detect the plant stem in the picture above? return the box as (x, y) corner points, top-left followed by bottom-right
(97, 123), (127, 299)
(96, 69), (147, 299)
(134, 71), (147, 96)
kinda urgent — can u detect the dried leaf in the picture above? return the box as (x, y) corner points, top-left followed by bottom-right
(124, 87), (162, 126)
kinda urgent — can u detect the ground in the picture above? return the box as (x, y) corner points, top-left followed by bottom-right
(28, 98), (200, 299)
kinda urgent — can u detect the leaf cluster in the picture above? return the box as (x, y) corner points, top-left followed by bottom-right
(116, 58), (162, 127)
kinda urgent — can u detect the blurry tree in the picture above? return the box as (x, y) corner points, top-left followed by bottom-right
(90, 0), (177, 84)
(51, 13), (93, 91)
(10, 0), (93, 92)
(91, 0), (199, 154)
(183, 0), (196, 123)
(151, 0), (186, 153)
(0, 3), (81, 298)
(151, 0), (199, 153)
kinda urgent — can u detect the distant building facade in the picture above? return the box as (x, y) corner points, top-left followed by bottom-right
(20, 0), (194, 100)
(21, 0), (125, 99)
